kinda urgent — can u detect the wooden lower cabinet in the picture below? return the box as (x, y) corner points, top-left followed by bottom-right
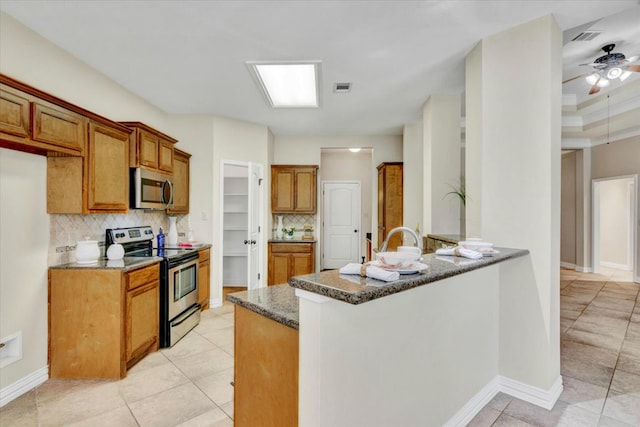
(234, 306), (298, 427)
(48, 263), (159, 379)
(198, 248), (211, 310)
(268, 242), (314, 285)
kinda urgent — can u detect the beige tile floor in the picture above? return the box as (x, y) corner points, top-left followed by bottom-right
(1, 267), (638, 426)
(0, 302), (236, 427)
(470, 267), (640, 427)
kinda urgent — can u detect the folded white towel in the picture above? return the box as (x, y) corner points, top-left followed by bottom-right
(435, 247), (483, 260)
(339, 263), (400, 282)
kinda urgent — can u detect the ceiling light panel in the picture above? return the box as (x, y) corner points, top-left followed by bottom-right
(247, 61), (321, 108)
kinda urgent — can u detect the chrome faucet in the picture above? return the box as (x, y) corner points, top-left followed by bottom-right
(379, 226), (422, 252)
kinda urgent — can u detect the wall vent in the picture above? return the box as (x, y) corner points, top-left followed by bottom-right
(334, 82), (352, 93)
(571, 31), (601, 42)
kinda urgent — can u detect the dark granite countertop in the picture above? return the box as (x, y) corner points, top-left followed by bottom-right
(49, 256), (161, 272)
(289, 247), (529, 305)
(268, 238), (316, 243)
(226, 285), (299, 330)
(426, 234), (464, 243)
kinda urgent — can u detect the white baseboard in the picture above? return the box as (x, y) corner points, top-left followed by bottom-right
(576, 266), (593, 273)
(560, 262), (576, 269)
(0, 365), (48, 407)
(443, 377), (500, 427)
(444, 375), (563, 426)
(209, 296), (222, 308)
(498, 375), (563, 410)
(600, 261), (632, 271)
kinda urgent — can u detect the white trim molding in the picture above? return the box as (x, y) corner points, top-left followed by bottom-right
(0, 365), (48, 407)
(444, 375), (563, 426)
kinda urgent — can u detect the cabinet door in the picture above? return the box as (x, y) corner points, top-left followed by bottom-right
(138, 129), (159, 169)
(198, 249), (210, 309)
(272, 167), (295, 212)
(126, 280), (159, 364)
(167, 150), (190, 214)
(377, 167), (384, 246)
(87, 122), (129, 212)
(291, 253), (313, 277)
(294, 168), (316, 213)
(0, 85), (30, 140)
(158, 138), (174, 173)
(269, 252), (291, 286)
(32, 102), (85, 155)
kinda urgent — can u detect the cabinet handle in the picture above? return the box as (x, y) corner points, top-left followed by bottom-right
(251, 240), (257, 244)
(354, 229), (358, 233)
(243, 240), (249, 245)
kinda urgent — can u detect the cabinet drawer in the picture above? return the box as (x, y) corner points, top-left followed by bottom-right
(270, 243), (312, 254)
(127, 264), (159, 291)
(198, 248), (210, 262)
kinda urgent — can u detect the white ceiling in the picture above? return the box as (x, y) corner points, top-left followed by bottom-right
(1, 0), (639, 143)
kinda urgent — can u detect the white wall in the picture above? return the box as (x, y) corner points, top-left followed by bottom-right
(423, 95), (462, 236)
(403, 123), (423, 243)
(320, 149), (372, 258)
(274, 135), (402, 250)
(0, 149), (48, 399)
(466, 15), (562, 390)
(298, 265), (500, 427)
(592, 137), (640, 280)
(561, 151), (577, 266)
(213, 117), (271, 299)
(599, 178), (633, 270)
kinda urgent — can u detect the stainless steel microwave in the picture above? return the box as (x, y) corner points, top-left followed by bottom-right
(130, 168), (173, 210)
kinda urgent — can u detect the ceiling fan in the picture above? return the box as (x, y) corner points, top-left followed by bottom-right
(563, 43), (640, 95)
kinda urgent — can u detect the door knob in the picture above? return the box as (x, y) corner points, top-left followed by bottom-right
(251, 240), (257, 244)
(243, 240), (249, 245)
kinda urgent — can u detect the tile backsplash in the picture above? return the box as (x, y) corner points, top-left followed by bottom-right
(49, 211), (188, 265)
(271, 214), (316, 239)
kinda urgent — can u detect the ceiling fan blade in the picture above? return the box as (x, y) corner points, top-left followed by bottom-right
(626, 55), (639, 63)
(625, 64), (640, 72)
(588, 84), (601, 95)
(563, 74), (585, 84)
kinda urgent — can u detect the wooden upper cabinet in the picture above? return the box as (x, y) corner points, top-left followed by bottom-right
(139, 128), (159, 169)
(271, 165), (318, 213)
(32, 102), (85, 155)
(167, 148), (190, 214)
(158, 138), (174, 173)
(1, 80), (84, 156)
(47, 121), (131, 214)
(121, 122), (177, 174)
(377, 162), (403, 251)
(86, 122), (130, 212)
(0, 84), (30, 140)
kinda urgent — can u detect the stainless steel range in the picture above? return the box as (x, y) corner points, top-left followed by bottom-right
(105, 226), (200, 348)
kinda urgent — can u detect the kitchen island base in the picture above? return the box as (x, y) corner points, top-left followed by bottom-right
(234, 305), (298, 427)
(295, 255), (562, 427)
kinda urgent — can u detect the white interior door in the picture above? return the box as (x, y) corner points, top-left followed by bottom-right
(323, 182), (361, 269)
(247, 162), (264, 289)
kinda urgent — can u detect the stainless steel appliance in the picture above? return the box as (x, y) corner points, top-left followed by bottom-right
(130, 168), (174, 210)
(106, 226), (200, 348)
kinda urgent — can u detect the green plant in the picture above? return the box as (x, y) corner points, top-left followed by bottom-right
(282, 227), (296, 236)
(444, 182), (466, 206)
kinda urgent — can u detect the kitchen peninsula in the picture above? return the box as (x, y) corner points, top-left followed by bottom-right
(228, 247), (533, 426)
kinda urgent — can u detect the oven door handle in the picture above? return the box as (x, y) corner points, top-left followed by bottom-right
(171, 304), (201, 327)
